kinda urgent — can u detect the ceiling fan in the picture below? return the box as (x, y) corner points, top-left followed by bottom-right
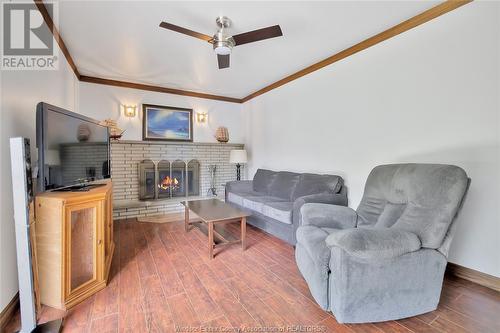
(159, 16), (283, 69)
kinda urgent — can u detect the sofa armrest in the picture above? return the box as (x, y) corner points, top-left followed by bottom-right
(325, 228), (421, 260)
(225, 180), (252, 193)
(298, 203), (358, 229)
(225, 180), (253, 202)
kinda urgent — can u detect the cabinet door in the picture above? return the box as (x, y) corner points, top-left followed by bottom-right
(64, 200), (103, 298)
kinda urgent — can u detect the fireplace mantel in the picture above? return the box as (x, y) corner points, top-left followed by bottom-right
(115, 140), (244, 147)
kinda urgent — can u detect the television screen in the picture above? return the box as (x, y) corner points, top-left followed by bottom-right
(37, 102), (110, 191)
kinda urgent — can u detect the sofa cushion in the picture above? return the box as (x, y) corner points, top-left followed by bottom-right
(292, 174), (343, 200)
(242, 195), (286, 214)
(253, 169), (277, 193)
(227, 189), (264, 206)
(262, 202), (293, 224)
(269, 171), (301, 200)
(227, 192), (252, 206)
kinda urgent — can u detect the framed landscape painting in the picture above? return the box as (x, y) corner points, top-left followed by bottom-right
(142, 104), (193, 142)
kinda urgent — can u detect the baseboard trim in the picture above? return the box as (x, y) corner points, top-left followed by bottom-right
(0, 292), (19, 332)
(446, 262), (500, 292)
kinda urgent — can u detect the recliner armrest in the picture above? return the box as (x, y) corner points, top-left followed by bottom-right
(299, 203), (358, 229)
(325, 228), (421, 260)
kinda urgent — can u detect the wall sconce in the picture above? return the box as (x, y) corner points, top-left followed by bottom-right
(196, 112), (208, 123)
(123, 105), (137, 118)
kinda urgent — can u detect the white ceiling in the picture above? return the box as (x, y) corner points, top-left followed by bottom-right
(57, 1), (440, 98)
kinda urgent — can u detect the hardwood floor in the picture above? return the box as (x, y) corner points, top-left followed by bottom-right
(5, 218), (500, 332)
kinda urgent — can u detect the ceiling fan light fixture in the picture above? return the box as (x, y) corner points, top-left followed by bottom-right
(213, 36), (234, 55)
(214, 42), (232, 55)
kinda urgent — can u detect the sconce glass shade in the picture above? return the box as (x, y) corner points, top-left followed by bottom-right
(196, 112), (208, 123)
(123, 105), (137, 117)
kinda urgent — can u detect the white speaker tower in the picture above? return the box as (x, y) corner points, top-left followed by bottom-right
(10, 137), (62, 333)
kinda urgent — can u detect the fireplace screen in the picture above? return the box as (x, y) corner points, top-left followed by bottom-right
(139, 160), (155, 200)
(138, 159), (200, 200)
(157, 160), (172, 198)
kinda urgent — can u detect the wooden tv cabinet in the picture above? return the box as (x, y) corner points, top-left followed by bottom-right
(35, 180), (114, 310)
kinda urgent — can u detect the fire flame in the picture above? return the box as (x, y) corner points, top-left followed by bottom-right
(158, 176), (179, 190)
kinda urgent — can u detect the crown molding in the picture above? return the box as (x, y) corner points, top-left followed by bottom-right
(79, 76), (242, 103)
(241, 0), (472, 102)
(35, 0), (472, 105)
(34, 1), (80, 79)
(34, 0), (241, 104)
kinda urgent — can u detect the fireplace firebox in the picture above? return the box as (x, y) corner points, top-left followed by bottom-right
(138, 159), (200, 200)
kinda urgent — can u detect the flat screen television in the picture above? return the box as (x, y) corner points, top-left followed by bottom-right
(36, 102), (110, 192)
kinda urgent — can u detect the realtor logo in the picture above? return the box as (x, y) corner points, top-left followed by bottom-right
(2, 2), (58, 70)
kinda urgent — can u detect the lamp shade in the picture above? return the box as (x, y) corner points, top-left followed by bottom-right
(229, 149), (247, 164)
(45, 149), (61, 166)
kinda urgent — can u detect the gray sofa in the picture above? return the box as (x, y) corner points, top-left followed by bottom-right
(295, 164), (470, 323)
(225, 169), (348, 244)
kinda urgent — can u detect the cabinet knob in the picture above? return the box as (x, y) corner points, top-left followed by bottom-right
(98, 239), (103, 245)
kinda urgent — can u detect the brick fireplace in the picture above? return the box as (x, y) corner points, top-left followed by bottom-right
(111, 141), (244, 219)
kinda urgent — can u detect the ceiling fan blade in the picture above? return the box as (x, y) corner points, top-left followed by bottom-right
(217, 54), (230, 69)
(232, 25), (282, 46)
(159, 21), (212, 42)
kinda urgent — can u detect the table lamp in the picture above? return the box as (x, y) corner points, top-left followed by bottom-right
(229, 149), (247, 181)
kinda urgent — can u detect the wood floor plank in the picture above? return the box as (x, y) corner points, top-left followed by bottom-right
(244, 245), (280, 267)
(139, 274), (175, 332)
(158, 225), (180, 254)
(150, 247), (185, 297)
(167, 293), (200, 330)
(62, 295), (94, 331)
(445, 293), (500, 331)
(91, 251), (120, 319)
(194, 263), (258, 329)
(318, 315), (354, 333)
(225, 277), (286, 327)
(134, 222), (157, 279)
(397, 316), (442, 332)
(266, 263), (314, 301)
(202, 315), (234, 331)
(140, 223), (166, 252)
(89, 313), (119, 333)
(370, 321), (412, 333)
(169, 252), (223, 323)
(429, 315), (469, 333)
(118, 221), (149, 332)
(413, 309), (439, 324)
(434, 305), (494, 333)
(264, 294), (315, 326)
(221, 251), (277, 299)
(346, 323), (384, 333)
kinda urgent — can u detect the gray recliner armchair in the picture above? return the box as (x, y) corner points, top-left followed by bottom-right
(295, 164), (470, 323)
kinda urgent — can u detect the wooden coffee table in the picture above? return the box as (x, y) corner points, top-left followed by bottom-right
(181, 199), (250, 259)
